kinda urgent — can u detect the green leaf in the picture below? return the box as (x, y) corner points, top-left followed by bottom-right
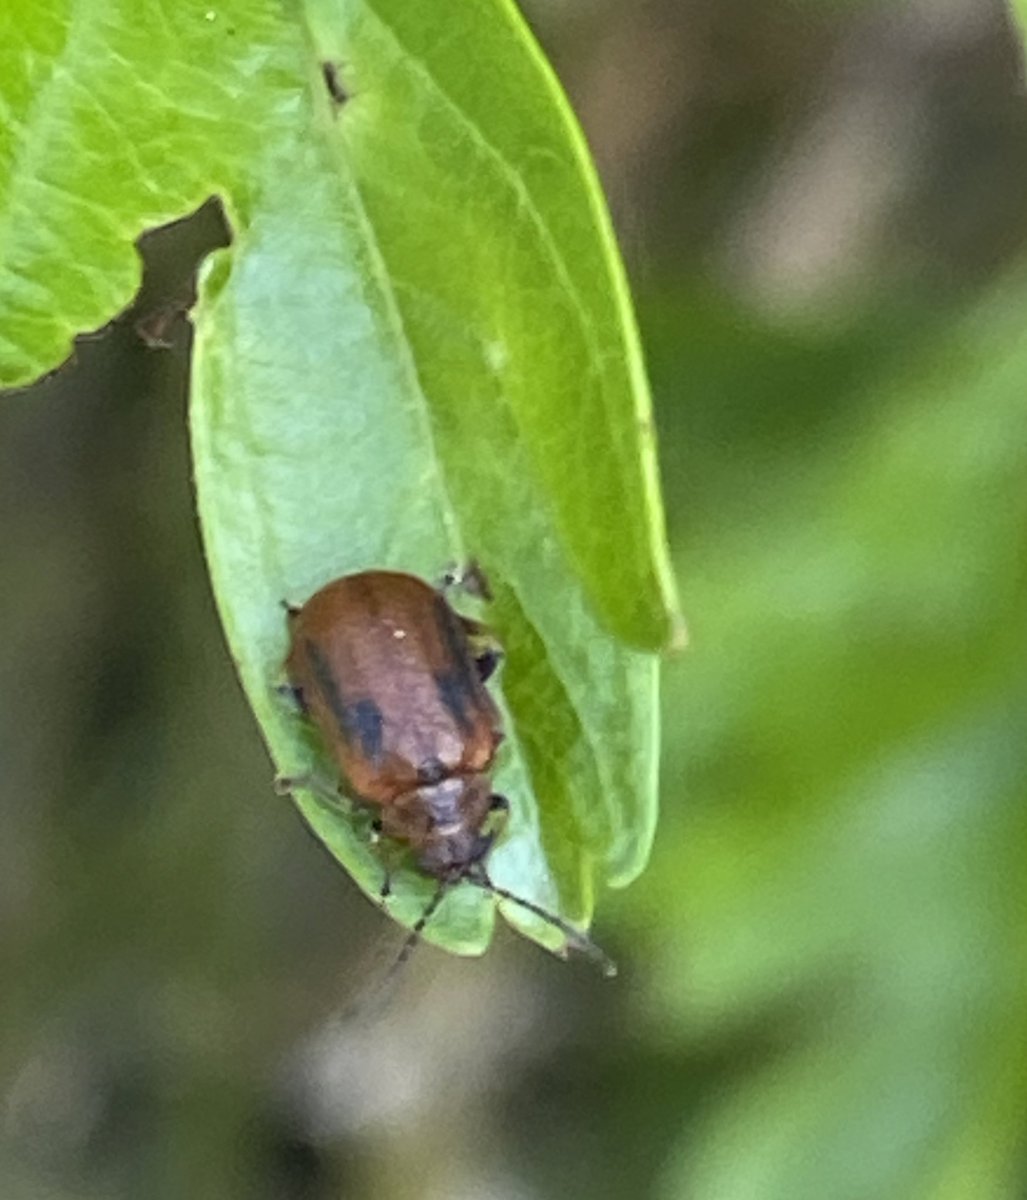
(0, 1), (679, 956)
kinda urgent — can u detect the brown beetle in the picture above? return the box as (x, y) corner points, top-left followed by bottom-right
(279, 569), (614, 974)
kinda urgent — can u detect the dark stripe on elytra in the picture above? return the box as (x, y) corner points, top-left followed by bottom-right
(344, 698), (385, 764)
(432, 596), (480, 733)
(433, 669), (478, 735)
(305, 638), (384, 763)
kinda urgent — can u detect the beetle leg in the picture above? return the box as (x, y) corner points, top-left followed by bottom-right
(359, 817), (393, 901)
(474, 647), (502, 683)
(280, 776), (399, 906)
(378, 866), (393, 903)
(438, 564), (503, 680)
(280, 598), (302, 620)
(274, 682), (308, 715)
(274, 770), (349, 809)
(438, 559), (493, 602)
(483, 792), (510, 841)
(458, 618), (504, 682)
(369, 824), (419, 909)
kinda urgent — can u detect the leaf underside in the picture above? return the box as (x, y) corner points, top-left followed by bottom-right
(0, 0), (680, 956)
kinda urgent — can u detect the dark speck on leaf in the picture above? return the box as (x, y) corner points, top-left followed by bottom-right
(321, 61), (349, 108)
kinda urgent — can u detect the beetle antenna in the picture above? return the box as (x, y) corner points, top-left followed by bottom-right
(380, 879), (449, 987)
(338, 881), (450, 1025)
(465, 870), (618, 978)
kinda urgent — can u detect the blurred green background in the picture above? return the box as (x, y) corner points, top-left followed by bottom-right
(4, 2), (1027, 1197)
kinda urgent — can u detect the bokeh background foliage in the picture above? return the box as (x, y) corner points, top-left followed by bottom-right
(4, 2), (1027, 1199)
(0, 0), (679, 954)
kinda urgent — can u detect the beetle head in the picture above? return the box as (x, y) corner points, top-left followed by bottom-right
(418, 774), (497, 879)
(377, 783), (616, 984)
(381, 774), (497, 879)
